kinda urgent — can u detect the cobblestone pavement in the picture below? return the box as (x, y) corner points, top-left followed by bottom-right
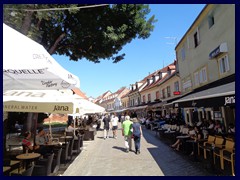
(61, 124), (215, 176)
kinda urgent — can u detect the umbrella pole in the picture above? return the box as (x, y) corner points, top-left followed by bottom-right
(49, 118), (52, 141)
(73, 115), (76, 137)
(32, 113), (38, 150)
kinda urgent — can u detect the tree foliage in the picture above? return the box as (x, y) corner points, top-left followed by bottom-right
(4, 4), (156, 63)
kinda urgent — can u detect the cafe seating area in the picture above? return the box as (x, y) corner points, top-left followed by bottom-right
(150, 120), (235, 176)
(3, 126), (96, 176)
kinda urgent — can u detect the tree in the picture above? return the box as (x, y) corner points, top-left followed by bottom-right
(3, 4), (156, 63)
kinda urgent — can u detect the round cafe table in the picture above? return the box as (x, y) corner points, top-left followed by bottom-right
(16, 153), (41, 169)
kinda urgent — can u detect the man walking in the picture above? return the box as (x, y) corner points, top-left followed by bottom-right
(103, 114), (110, 140)
(122, 115), (133, 152)
(132, 118), (143, 155)
(111, 113), (119, 139)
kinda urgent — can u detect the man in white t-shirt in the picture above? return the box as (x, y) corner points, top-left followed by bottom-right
(111, 113), (119, 139)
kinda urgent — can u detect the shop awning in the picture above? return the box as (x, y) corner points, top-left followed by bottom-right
(149, 101), (167, 108)
(127, 105), (148, 111)
(172, 82), (235, 107)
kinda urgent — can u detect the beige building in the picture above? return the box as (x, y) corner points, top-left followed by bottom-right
(176, 4), (235, 94)
(174, 4), (235, 127)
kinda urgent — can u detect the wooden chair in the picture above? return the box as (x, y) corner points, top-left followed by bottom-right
(198, 135), (215, 159)
(202, 135), (224, 160)
(218, 138), (235, 176)
(213, 137), (234, 164)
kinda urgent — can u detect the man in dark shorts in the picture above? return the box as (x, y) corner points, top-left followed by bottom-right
(103, 114), (110, 140)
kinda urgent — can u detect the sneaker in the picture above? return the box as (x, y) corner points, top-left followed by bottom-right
(126, 148), (129, 153)
(137, 151), (140, 155)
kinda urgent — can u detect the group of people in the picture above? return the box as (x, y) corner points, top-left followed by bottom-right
(102, 113), (143, 155)
(22, 127), (52, 155)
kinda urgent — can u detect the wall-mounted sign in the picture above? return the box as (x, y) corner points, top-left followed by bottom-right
(209, 42), (228, 59)
(173, 91), (181, 95)
(224, 96), (235, 106)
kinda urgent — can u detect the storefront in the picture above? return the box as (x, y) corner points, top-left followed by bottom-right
(172, 82), (235, 128)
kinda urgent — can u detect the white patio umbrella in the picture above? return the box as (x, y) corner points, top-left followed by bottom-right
(73, 94), (106, 115)
(3, 89), (79, 139)
(3, 23), (80, 91)
(3, 90), (76, 114)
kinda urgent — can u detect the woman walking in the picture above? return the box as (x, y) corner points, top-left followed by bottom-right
(132, 118), (143, 155)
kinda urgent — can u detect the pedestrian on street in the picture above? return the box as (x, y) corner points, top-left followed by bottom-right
(122, 115), (133, 152)
(111, 113), (119, 139)
(132, 118), (143, 155)
(103, 114), (110, 140)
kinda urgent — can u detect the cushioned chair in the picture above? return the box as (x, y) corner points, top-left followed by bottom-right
(22, 165), (34, 176)
(32, 153), (54, 176)
(51, 148), (62, 173)
(68, 138), (75, 161)
(11, 165), (34, 176)
(60, 142), (70, 165)
(73, 135), (82, 154)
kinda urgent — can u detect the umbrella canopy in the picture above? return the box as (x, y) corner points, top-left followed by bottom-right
(3, 23), (80, 91)
(3, 90), (76, 114)
(73, 94), (105, 115)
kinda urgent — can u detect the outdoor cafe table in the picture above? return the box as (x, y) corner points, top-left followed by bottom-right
(44, 142), (61, 146)
(16, 153), (41, 169)
(59, 136), (73, 143)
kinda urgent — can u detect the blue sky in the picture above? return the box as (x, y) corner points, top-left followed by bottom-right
(53, 4), (206, 98)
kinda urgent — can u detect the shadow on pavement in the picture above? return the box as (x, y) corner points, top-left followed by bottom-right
(112, 146), (126, 152)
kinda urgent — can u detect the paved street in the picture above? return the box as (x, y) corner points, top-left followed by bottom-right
(61, 124), (213, 176)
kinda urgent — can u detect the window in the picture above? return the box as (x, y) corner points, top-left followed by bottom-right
(200, 67), (207, 83)
(199, 70), (203, 83)
(181, 47), (185, 61)
(167, 70), (171, 76)
(174, 81), (179, 91)
(194, 72), (199, 86)
(218, 55), (230, 74)
(159, 72), (162, 79)
(167, 86), (171, 98)
(148, 94), (151, 102)
(156, 91), (160, 100)
(195, 67), (207, 86)
(162, 89), (165, 99)
(208, 15), (215, 28)
(194, 32), (199, 47)
(143, 95), (146, 103)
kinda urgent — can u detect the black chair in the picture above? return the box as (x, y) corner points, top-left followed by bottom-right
(60, 142), (70, 165)
(11, 165), (34, 176)
(73, 135), (81, 155)
(22, 165), (34, 176)
(80, 134), (84, 148)
(68, 138), (74, 161)
(51, 148), (62, 173)
(32, 153), (54, 176)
